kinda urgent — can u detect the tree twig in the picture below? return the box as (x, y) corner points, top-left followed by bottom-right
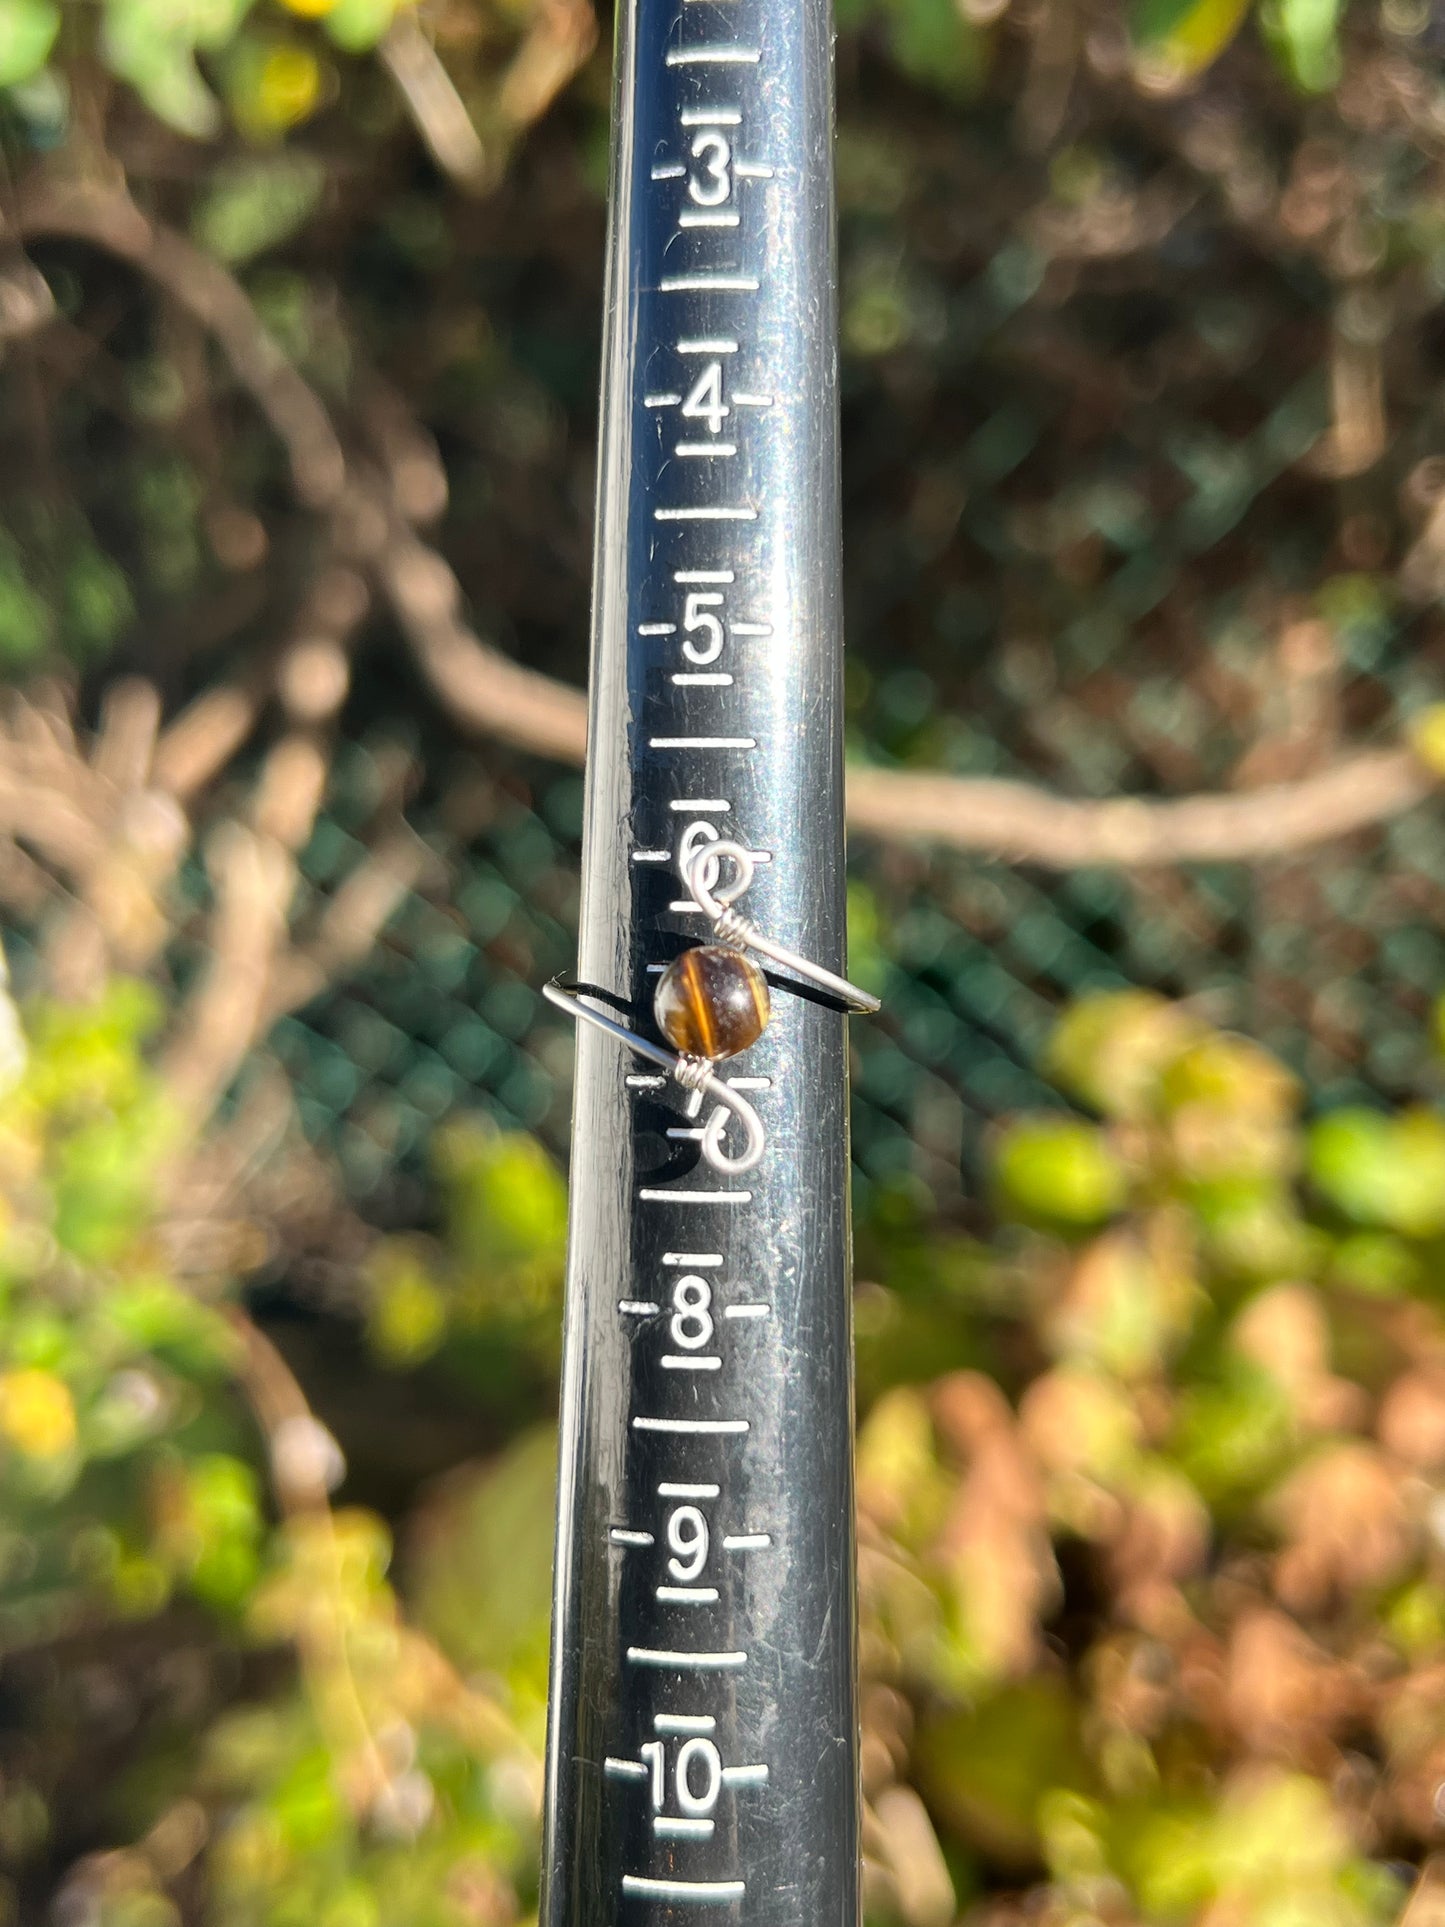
(15, 180), (1439, 871)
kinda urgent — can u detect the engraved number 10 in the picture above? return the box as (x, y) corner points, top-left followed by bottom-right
(639, 1738), (724, 1815)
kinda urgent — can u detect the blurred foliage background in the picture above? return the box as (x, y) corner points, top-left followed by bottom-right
(5, 0), (1445, 1921)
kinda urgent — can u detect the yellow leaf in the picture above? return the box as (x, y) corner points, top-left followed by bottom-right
(0, 1368), (76, 1458)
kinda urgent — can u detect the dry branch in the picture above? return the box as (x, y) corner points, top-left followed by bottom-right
(11, 182), (1441, 872)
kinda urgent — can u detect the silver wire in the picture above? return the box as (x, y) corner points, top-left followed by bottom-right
(542, 978), (766, 1174)
(684, 842), (882, 1015)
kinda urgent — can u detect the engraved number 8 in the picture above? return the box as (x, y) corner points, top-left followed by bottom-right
(670, 1274), (714, 1350)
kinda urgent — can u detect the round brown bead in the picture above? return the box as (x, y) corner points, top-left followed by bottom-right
(653, 945), (770, 1061)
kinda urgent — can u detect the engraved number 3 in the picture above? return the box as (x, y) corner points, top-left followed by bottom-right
(687, 130), (732, 207)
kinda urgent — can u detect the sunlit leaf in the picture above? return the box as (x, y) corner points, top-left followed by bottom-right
(0, 0), (59, 89)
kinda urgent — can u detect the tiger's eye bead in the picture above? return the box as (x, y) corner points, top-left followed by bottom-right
(654, 945), (770, 1061)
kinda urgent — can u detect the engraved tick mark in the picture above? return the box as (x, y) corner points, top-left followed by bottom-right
(654, 1817), (715, 1839)
(632, 1415), (748, 1433)
(659, 274), (759, 293)
(622, 1876), (746, 1904)
(654, 506), (756, 522)
(665, 46), (761, 64)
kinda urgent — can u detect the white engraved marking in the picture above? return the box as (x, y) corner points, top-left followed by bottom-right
(625, 1649), (747, 1670)
(665, 46), (761, 64)
(632, 1416), (748, 1434)
(663, 1253), (722, 1267)
(638, 1187), (752, 1203)
(723, 1304), (769, 1321)
(661, 1354), (722, 1370)
(669, 798), (730, 812)
(674, 569), (734, 583)
(631, 850), (671, 862)
(677, 338), (737, 354)
(622, 1876), (745, 1903)
(672, 673), (734, 686)
(679, 211), (740, 228)
(619, 1300), (660, 1315)
(721, 1764), (770, 1786)
(611, 1528), (656, 1547)
(734, 161), (775, 178)
(723, 1532), (772, 1549)
(606, 1758), (648, 1778)
(655, 1714), (716, 1735)
(651, 163), (686, 179)
(730, 393), (774, 407)
(675, 443), (737, 459)
(660, 274), (759, 293)
(639, 621), (677, 635)
(654, 506), (756, 522)
(626, 1074), (666, 1089)
(645, 393), (682, 407)
(679, 108), (742, 125)
(655, 1817), (715, 1838)
(659, 1481), (720, 1497)
(656, 1585), (720, 1603)
(649, 736), (757, 749)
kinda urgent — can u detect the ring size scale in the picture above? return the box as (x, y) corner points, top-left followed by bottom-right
(540, 0), (858, 1923)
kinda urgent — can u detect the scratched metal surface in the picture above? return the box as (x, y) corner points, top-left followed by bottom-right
(539, 0), (860, 1922)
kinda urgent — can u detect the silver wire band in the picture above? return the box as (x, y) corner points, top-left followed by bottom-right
(542, 978), (766, 1174)
(684, 841), (882, 1015)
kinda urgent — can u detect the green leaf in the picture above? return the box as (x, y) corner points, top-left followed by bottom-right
(994, 1116), (1128, 1226)
(1130, 0), (1252, 83)
(0, 533), (53, 665)
(0, 0), (59, 89)
(62, 535), (134, 659)
(193, 155), (326, 264)
(880, 0), (985, 98)
(322, 0), (396, 55)
(1262, 0), (1343, 91)
(1308, 1106), (1445, 1239)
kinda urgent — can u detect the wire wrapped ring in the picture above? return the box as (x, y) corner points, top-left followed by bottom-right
(542, 978), (767, 1174)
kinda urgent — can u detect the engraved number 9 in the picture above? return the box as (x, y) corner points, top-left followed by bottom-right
(667, 1505), (709, 1581)
(688, 130), (732, 206)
